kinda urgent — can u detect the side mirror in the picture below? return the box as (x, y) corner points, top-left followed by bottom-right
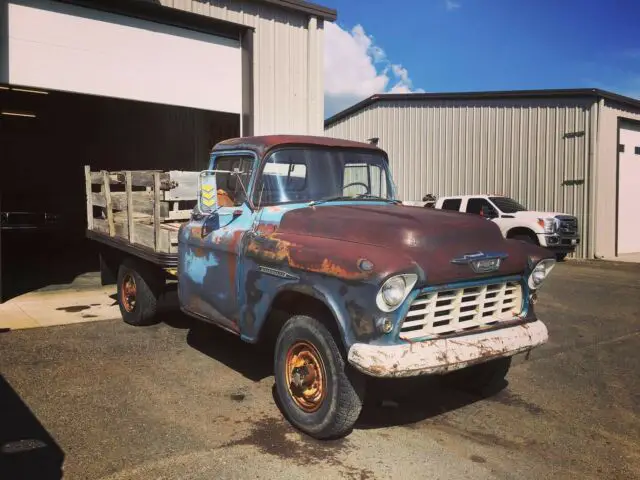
(197, 170), (218, 214)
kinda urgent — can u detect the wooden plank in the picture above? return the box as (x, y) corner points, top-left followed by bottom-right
(90, 171), (120, 185)
(102, 171), (115, 236)
(132, 222), (171, 252)
(89, 170), (172, 189)
(91, 191), (174, 217)
(84, 165), (93, 230)
(153, 172), (161, 251)
(163, 171), (199, 201)
(125, 171), (134, 243)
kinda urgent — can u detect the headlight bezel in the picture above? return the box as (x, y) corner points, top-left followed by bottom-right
(376, 273), (418, 312)
(528, 258), (556, 290)
(537, 217), (556, 234)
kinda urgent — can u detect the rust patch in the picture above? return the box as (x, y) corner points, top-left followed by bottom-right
(193, 247), (207, 258)
(191, 225), (203, 238)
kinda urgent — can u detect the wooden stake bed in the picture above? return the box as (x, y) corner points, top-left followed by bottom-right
(84, 166), (198, 263)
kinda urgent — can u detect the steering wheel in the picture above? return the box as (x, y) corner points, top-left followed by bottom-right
(343, 181), (370, 195)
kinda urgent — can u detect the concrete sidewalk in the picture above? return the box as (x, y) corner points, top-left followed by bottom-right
(0, 286), (120, 331)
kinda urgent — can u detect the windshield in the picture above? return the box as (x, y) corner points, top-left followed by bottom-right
(489, 196), (528, 213)
(253, 147), (395, 206)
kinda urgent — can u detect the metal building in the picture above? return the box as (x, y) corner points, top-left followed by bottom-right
(0, 0), (335, 301)
(324, 89), (640, 261)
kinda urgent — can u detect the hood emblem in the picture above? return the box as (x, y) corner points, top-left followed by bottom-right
(451, 252), (508, 274)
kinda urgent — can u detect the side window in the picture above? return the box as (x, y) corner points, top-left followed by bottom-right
(441, 199), (462, 211)
(213, 155), (254, 207)
(466, 198), (497, 217)
(253, 151), (309, 206)
(343, 163), (388, 197)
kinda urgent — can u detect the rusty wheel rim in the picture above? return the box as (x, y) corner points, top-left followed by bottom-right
(285, 340), (327, 412)
(121, 274), (137, 313)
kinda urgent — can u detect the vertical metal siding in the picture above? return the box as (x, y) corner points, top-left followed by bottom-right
(159, 0), (324, 135)
(325, 98), (594, 258)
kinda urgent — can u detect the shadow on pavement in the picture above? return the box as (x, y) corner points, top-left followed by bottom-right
(185, 321), (274, 383)
(0, 375), (65, 479)
(356, 376), (508, 430)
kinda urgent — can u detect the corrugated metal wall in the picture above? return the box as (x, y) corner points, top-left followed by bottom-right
(326, 97), (595, 258)
(159, 0), (324, 135)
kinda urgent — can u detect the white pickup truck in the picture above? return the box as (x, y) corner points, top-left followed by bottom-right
(423, 194), (580, 261)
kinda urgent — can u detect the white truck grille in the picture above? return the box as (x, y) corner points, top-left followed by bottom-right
(400, 281), (524, 340)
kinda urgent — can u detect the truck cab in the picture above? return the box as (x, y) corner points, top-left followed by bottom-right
(434, 194), (580, 261)
(89, 136), (558, 440)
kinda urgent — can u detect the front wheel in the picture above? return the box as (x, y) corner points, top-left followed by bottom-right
(555, 252), (568, 262)
(441, 356), (512, 395)
(274, 315), (365, 439)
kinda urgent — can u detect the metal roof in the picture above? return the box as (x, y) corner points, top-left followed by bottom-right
(254, 0), (337, 21)
(324, 88), (640, 127)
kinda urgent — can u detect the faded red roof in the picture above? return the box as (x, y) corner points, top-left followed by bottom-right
(212, 135), (382, 155)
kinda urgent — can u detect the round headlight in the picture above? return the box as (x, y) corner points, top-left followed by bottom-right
(528, 259), (556, 290)
(381, 276), (406, 306)
(376, 274), (418, 313)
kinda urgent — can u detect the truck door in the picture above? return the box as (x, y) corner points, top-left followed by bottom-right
(178, 152), (258, 333)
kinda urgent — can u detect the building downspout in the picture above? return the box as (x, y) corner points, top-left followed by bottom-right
(589, 98), (603, 259)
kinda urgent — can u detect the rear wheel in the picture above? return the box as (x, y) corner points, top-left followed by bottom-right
(441, 357), (512, 395)
(274, 315), (365, 439)
(116, 258), (163, 326)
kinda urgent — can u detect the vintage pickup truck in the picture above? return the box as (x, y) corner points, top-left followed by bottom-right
(85, 135), (556, 439)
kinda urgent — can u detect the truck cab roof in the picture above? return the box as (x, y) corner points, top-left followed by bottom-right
(211, 135), (384, 157)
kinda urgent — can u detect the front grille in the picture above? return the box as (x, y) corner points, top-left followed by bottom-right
(400, 281), (524, 340)
(557, 216), (578, 236)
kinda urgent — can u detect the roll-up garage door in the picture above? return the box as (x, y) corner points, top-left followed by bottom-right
(617, 121), (640, 255)
(6, 0), (242, 113)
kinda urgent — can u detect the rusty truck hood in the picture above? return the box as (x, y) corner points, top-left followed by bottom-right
(277, 204), (541, 284)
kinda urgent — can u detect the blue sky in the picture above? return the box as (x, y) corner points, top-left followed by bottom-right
(323, 0), (640, 118)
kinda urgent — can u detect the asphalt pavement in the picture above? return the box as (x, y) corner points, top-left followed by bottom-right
(1, 261), (639, 480)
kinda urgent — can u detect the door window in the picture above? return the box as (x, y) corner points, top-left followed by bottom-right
(213, 155), (255, 207)
(466, 198), (498, 217)
(441, 199), (462, 211)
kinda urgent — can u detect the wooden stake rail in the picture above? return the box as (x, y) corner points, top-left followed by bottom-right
(84, 166), (199, 254)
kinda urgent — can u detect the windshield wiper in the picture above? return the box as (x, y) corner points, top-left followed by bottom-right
(309, 194), (400, 206)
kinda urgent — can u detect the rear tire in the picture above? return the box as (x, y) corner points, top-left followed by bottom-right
(116, 258), (163, 326)
(274, 315), (365, 439)
(441, 357), (512, 395)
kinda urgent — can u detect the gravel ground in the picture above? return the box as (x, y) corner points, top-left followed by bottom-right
(1, 261), (639, 480)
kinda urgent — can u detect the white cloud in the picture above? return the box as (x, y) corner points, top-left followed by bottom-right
(324, 22), (423, 118)
(446, 0), (461, 10)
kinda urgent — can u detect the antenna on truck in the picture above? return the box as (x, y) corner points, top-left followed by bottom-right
(367, 137), (379, 146)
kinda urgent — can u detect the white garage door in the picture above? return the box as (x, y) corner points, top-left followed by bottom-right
(618, 121), (640, 254)
(6, 0), (242, 114)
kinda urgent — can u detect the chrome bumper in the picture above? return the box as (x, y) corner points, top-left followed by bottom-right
(347, 320), (548, 378)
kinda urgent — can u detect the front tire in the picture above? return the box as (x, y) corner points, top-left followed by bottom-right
(116, 258), (163, 326)
(555, 252), (568, 262)
(441, 356), (512, 395)
(511, 233), (538, 245)
(274, 315), (365, 439)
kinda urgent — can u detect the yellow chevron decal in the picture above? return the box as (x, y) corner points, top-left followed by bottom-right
(202, 199), (215, 207)
(201, 184), (214, 192)
(202, 191), (215, 200)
